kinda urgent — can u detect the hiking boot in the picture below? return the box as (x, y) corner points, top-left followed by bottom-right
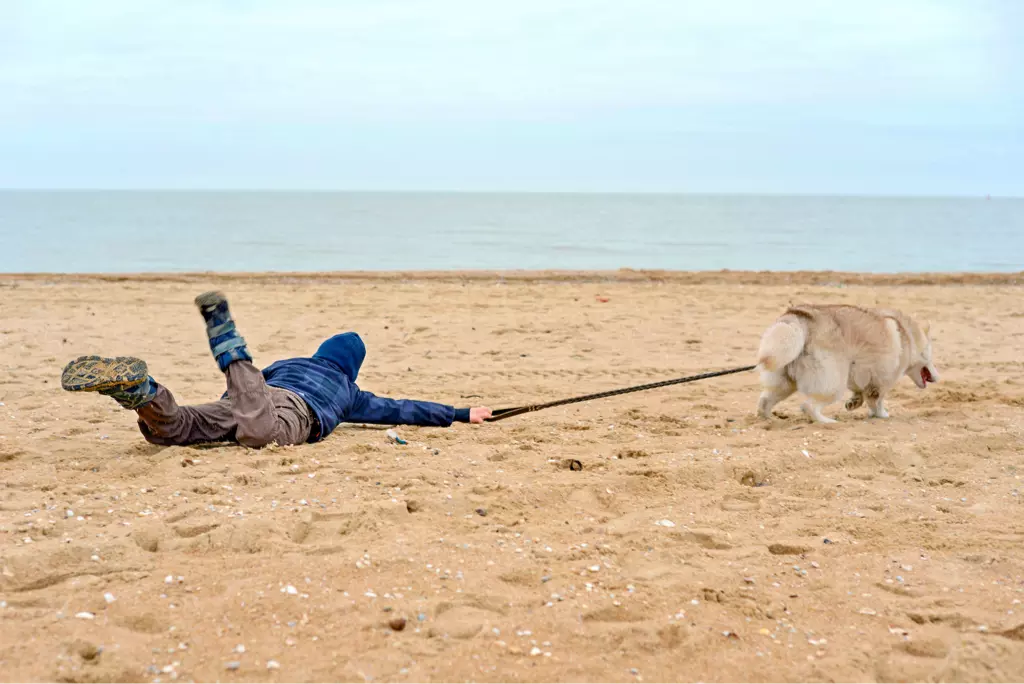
(194, 291), (252, 371)
(61, 355), (156, 410)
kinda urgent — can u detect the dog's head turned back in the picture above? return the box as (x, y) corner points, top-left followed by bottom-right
(904, 317), (939, 389)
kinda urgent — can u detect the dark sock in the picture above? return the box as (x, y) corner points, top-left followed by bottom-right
(100, 376), (157, 410)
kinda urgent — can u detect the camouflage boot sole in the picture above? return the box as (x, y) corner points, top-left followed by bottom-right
(61, 355), (149, 393)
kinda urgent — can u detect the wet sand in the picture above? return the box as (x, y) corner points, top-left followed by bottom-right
(1, 271), (1023, 682)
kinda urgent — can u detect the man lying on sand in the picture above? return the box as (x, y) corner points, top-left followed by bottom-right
(60, 291), (492, 447)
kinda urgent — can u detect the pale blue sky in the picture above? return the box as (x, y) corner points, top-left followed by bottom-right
(1, 0), (1020, 194)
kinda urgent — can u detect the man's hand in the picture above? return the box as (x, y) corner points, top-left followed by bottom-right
(469, 407), (492, 424)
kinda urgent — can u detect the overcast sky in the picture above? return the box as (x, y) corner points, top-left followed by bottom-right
(1, 0), (1020, 194)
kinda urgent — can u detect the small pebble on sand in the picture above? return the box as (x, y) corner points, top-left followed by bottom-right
(225, 661), (241, 671)
(389, 617), (407, 631)
(266, 660), (280, 670)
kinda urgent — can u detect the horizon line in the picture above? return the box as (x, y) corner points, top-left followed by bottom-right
(0, 188), (1017, 200)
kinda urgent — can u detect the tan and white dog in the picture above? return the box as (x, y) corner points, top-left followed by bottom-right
(755, 305), (939, 423)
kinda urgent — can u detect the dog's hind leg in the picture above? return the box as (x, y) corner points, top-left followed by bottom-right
(794, 355), (844, 423)
(801, 397), (838, 424)
(756, 371), (796, 419)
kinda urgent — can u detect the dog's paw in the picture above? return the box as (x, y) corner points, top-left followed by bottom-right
(845, 394), (864, 411)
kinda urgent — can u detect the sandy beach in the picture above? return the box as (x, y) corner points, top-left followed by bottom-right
(1, 271), (1023, 683)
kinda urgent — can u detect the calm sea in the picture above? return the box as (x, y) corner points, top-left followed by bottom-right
(1, 192), (1021, 273)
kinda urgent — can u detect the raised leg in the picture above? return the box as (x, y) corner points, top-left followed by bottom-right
(194, 291), (311, 447)
(845, 391), (864, 411)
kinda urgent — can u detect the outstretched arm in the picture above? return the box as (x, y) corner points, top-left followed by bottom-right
(347, 390), (492, 427)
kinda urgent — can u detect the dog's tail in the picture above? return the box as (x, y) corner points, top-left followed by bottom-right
(757, 314), (806, 372)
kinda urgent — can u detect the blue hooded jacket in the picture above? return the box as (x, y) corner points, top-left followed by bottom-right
(260, 332), (457, 442)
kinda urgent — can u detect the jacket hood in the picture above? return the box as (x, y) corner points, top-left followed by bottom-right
(312, 332), (365, 381)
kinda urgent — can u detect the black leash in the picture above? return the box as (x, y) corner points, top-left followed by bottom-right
(485, 364), (757, 422)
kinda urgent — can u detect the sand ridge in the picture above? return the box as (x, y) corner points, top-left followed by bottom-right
(1, 274), (1023, 682)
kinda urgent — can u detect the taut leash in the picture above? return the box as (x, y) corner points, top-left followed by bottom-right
(485, 365), (757, 422)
